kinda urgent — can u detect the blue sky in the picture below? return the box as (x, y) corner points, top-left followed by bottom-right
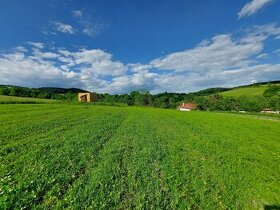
(0, 0), (280, 93)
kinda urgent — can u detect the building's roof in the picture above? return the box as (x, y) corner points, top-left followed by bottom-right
(179, 103), (196, 109)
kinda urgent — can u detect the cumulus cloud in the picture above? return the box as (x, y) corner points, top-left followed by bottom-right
(102, 70), (158, 93)
(0, 51), (80, 88)
(61, 49), (127, 76)
(30, 48), (59, 60)
(150, 23), (280, 74)
(238, 0), (273, 19)
(1, 24), (280, 93)
(128, 63), (152, 73)
(148, 63), (280, 94)
(52, 21), (75, 34)
(150, 34), (262, 72)
(0, 47), (127, 92)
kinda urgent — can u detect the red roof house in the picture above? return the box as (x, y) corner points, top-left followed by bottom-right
(179, 103), (196, 111)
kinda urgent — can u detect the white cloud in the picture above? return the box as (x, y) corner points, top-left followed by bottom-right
(72, 10), (83, 18)
(72, 10), (103, 37)
(150, 34), (262, 72)
(150, 24), (280, 74)
(57, 49), (72, 57)
(82, 28), (94, 36)
(127, 63), (152, 73)
(14, 46), (28, 52)
(0, 51), (80, 88)
(26, 42), (44, 49)
(238, 0), (273, 19)
(102, 70), (158, 93)
(70, 49), (127, 76)
(82, 24), (104, 37)
(246, 23), (280, 38)
(275, 49), (280, 56)
(1, 24), (280, 94)
(149, 64), (280, 94)
(44, 11), (101, 37)
(0, 47), (127, 92)
(52, 21), (75, 34)
(30, 48), (59, 60)
(256, 53), (268, 59)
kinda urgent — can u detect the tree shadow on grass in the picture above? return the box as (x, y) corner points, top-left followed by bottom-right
(264, 205), (280, 210)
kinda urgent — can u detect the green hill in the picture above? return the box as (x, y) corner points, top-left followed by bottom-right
(0, 85), (88, 101)
(187, 87), (231, 97)
(220, 85), (269, 97)
(37, 87), (89, 94)
(218, 81), (280, 97)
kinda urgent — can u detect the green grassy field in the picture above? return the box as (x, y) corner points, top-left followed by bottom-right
(1, 104), (279, 209)
(0, 95), (58, 104)
(220, 85), (270, 97)
(228, 111), (280, 121)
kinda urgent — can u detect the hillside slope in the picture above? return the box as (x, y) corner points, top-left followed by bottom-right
(220, 85), (269, 97)
(0, 85), (89, 101)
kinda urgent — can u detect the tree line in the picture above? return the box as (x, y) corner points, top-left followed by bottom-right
(96, 85), (280, 111)
(0, 86), (77, 101)
(1, 84), (280, 111)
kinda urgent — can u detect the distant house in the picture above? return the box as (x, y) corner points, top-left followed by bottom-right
(261, 109), (280, 114)
(78, 93), (96, 102)
(179, 103), (196, 111)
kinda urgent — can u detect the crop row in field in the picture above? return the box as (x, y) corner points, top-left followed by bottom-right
(0, 104), (279, 209)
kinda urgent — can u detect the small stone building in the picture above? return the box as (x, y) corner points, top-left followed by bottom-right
(78, 93), (96, 102)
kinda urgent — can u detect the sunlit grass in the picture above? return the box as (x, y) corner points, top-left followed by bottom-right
(220, 85), (269, 97)
(0, 95), (58, 104)
(1, 104), (279, 209)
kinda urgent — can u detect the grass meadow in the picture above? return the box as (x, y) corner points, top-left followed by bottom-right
(220, 85), (269, 97)
(0, 104), (279, 209)
(0, 95), (58, 104)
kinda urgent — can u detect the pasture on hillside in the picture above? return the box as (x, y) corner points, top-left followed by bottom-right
(220, 85), (269, 97)
(0, 104), (279, 209)
(219, 84), (280, 97)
